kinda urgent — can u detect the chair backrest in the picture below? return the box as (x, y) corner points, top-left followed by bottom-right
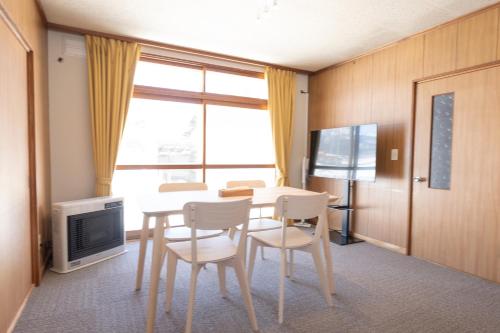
(183, 199), (252, 263)
(275, 193), (329, 247)
(158, 182), (208, 228)
(226, 180), (266, 189)
(159, 182), (208, 193)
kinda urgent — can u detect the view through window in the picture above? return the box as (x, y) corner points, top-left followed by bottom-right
(113, 56), (275, 231)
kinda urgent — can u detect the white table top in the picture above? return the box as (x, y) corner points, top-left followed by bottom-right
(139, 186), (339, 216)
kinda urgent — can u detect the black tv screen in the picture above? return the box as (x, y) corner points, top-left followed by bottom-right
(309, 123), (377, 182)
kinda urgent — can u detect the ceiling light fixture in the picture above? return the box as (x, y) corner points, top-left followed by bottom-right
(257, 0), (278, 20)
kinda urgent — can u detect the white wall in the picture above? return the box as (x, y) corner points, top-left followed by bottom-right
(48, 31), (95, 202)
(47, 31), (308, 203)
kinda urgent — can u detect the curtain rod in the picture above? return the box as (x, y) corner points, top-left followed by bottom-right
(47, 22), (311, 75)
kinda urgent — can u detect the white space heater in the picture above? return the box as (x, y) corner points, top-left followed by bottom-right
(51, 196), (126, 273)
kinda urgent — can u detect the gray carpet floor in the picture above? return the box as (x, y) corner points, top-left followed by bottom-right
(14, 239), (500, 333)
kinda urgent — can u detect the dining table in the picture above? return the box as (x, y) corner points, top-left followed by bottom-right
(134, 186), (339, 333)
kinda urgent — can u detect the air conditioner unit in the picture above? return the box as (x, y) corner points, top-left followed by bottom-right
(51, 196), (126, 273)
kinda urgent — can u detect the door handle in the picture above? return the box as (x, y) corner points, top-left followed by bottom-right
(413, 176), (427, 182)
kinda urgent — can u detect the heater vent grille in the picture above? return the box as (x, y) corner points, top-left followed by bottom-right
(67, 206), (124, 261)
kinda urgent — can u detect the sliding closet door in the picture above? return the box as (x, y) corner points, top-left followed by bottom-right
(411, 66), (500, 283)
(0, 17), (32, 332)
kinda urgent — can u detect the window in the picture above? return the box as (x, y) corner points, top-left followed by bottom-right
(205, 105), (274, 164)
(117, 99), (203, 165)
(113, 56), (274, 231)
(134, 61), (203, 92)
(205, 70), (267, 99)
(429, 93), (454, 190)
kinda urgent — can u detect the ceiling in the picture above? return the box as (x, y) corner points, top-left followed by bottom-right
(39, 0), (498, 71)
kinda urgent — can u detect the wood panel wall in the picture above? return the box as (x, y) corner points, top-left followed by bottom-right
(0, 0), (50, 275)
(0, 0), (50, 331)
(0, 16), (31, 333)
(308, 3), (500, 253)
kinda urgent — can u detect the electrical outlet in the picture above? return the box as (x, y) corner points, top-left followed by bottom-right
(391, 149), (399, 161)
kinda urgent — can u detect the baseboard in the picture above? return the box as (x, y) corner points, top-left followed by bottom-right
(353, 233), (408, 255)
(7, 284), (33, 333)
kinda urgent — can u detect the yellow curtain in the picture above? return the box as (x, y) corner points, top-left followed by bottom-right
(266, 67), (296, 186)
(85, 35), (141, 196)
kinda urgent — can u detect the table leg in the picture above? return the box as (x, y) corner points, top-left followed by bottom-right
(321, 212), (335, 294)
(135, 214), (150, 291)
(146, 215), (166, 333)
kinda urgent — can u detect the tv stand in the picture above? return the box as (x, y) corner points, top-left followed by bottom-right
(328, 180), (364, 246)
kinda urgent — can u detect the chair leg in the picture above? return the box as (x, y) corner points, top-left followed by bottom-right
(288, 249), (294, 280)
(311, 243), (333, 307)
(321, 217), (336, 294)
(165, 251), (178, 312)
(260, 246), (265, 260)
(217, 263), (227, 298)
(135, 214), (149, 291)
(185, 265), (200, 333)
(228, 227), (236, 239)
(233, 258), (259, 331)
(242, 236), (248, 266)
(247, 238), (259, 285)
(146, 217), (166, 333)
(279, 249), (287, 324)
(160, 250), (166, 265)
(160, 244), (168, 274)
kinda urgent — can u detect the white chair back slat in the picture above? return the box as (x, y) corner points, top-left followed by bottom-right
(183, 199), (251, 230)
(275, 193), (329, 220)
(158, 182), (208, 228)
(183, 199), (252, 263)
(275, 193), (329, 248)
(159, 182), (208, 192)
(226, 180), (266, 189)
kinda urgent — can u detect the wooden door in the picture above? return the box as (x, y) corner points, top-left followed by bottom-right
(411, 66), (500, 283)
(0, 15), (32, 333)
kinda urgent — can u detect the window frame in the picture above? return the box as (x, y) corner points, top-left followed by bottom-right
(115, 54), (275, 182)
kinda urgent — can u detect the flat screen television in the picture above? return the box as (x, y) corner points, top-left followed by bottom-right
(308, 123), (377, 182)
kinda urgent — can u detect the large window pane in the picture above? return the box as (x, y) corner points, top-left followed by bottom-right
(205, 70), (267, 99)
(134, 61), (203, 91)
(205, 168), (276, 190)
(117, 99), (203, 165)
(206, 105), (275, 164)
(112, 169), (202, 230)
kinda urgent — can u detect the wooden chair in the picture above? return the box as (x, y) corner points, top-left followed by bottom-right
(226, 180), (266, 188)
(164, 199), (259, 333)
(159, 182), (223, 262)
(158, 182), (208, 193)
(158, 183), (206, 227)
(247, 192), (333, 324)
(135, 182), (222, 291)
(226, 180), (282, 261)
(159, 182), (210, 230)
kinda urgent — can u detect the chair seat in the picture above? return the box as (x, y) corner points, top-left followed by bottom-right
(249, 227), (313, 249)
(166, 236), (237, 263)
(164, 226), (224, 242)
(236, 218), (282, 232)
